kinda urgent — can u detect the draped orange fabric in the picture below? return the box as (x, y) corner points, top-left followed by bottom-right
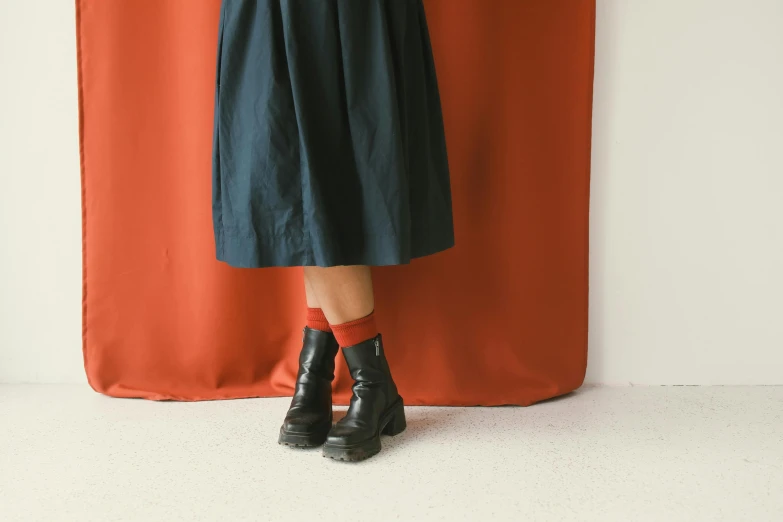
(76, 0), (595, 405)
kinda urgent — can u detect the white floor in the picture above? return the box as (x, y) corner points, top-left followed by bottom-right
(1, 385), (781, 521)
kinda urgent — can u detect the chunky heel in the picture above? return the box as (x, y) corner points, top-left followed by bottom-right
(382, 399), (407, 436)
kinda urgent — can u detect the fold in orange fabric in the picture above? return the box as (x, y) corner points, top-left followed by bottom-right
(76, 0), (595, 405)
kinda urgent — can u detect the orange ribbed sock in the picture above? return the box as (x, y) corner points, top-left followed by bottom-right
(330, 311), (379, 348)
(306, 308), (331, 333)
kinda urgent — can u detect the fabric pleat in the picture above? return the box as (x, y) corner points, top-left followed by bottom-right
(213, 0), (455, 268)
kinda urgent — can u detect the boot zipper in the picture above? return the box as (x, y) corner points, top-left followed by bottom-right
(375, 338), (380, 356)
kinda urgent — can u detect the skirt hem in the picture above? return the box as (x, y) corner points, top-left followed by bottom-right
(214, 238), (455, 269)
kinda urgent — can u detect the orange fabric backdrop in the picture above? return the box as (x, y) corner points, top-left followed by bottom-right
(76, 0), (595, 405)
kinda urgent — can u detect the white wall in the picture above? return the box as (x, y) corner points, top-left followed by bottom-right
(587, 0), (783, 384)
(0, 1), (84, 383)
(1, 1), (781, 385)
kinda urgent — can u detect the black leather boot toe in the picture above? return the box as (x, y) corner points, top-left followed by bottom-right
(278, 327), (339, 447)
(323, 334), (406, 461)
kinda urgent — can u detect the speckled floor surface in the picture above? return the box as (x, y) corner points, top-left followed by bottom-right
(1, 385), (781, 521)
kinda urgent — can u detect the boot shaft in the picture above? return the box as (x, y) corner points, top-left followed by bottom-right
(341, 334), (399, 400)
(298, 327), (340, 381)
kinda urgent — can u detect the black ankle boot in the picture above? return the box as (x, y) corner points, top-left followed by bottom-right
(278, 327), (340, 447)
(323, 334), (406, 461)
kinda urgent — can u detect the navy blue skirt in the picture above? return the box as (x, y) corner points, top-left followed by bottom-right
(212, 0), (455, 267)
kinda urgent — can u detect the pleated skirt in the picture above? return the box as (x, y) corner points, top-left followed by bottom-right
(212, 0), (455, 267)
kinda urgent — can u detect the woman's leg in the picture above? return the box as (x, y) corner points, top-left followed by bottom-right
(277, 272), (340, 447)
(304, 265), (406, 462)
(304, 275), (320, 309)
(304, 275), (330, 333)
(304, 265), (378, 352)
(303, 266), (374, 325)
